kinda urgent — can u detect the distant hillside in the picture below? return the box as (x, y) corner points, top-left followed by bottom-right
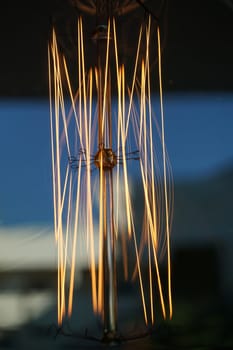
(132, 166), (233, 297)
(173, 165), (233, 245)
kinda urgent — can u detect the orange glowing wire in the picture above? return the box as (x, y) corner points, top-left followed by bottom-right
(68, 158), (82, 316)
(49, 15), (173, 327)
(97, 151), (104, 314)
(157, 26), (173, 319)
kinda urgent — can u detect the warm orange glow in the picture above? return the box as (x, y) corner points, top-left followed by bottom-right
(97, 149), (104, 314)
(49, 16), (173, 326)
(68, 158), (82, 316)
(157, 26), (173, 319)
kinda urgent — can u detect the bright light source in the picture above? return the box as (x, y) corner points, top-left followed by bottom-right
(48, 6), (173, 339)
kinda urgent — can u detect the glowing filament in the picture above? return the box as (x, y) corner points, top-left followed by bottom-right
(49, 15), (173, 327)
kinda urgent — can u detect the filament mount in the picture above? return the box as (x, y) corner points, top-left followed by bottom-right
(94, 146), (117, 170)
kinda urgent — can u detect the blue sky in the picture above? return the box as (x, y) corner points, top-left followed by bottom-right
(0, 93), (232, 226)
(164, 93), (233, 179)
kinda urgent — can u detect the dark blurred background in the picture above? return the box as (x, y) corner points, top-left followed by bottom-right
(0, 0), (233, 349)
(0, 0), (233, 96)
